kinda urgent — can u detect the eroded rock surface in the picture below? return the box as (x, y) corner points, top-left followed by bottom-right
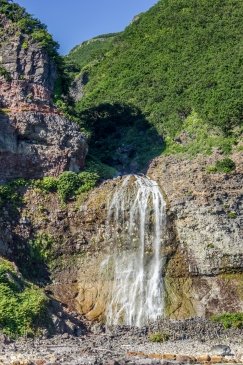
(148, 150), (243, 318)
(0, 13), (87, 181)
(0, 111), (87, 181)
(1, 150), (242, 321)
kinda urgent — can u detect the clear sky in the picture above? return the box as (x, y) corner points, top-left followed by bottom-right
(16, 0), (158, 55)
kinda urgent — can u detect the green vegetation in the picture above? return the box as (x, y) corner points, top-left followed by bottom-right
(0, 179), (28, 209)
(148, 331), (169, 342)
(206, 158), (236, 174)
(227, 211), (237, 219)
(0, 65), (11, 81)
(0, 169), (99, 212)
(0, 0), (59, 59)
(31, 171), (99, 202)
(75, 0), (243, 134)
(78, 102), (163, 172)
(0, 258), (48, 337)
(21, 39), (28, 49)
(32, 176), (58, 193)
(54, 34), (120, 118)
(165, 112), (237, 156)
(64, 0), (243, 169)
(29, 233), (54, 266)
(57, 171), (98, 202)
(211, 312), (243, 329)
(66, 33), (119, 72)
(85, 157), (117, 180)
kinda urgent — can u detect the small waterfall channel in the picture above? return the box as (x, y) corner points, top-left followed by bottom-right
(104, 175), (166, 327)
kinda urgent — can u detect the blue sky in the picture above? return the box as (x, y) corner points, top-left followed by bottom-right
(16, 0), (158, 55)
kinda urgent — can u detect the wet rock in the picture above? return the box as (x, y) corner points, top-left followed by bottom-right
(210, 345), (232, 356)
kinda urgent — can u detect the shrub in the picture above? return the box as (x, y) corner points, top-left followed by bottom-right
(0, 179), (29, 209)
(207, 158), (236, 174)
(0, 65), (11, 81)
(86, 157), (117, 179)
(22, 40), (28, 49)
(57, 171), (81, 202)
(77, 171), (99, 193)
(215, 158), (236, 173)
(30, 169), (99, 203)
(29, 233), (54, 264)
(0, 1), (59, 60)
(0, 184), (21, 208)
(74, 0), (243, 139)
(0, 258), (48, 337)
(32, 29), (59, 57)
(227, 211), (237, 219)
(148, 331), (169, 343)
(32, 176), (58, 193)
(211, 313), (243, 329)
(56, 171), (99, 202)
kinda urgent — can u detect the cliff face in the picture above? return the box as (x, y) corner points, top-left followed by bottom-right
(52, 151), (242, 321)
(0, 13), (55, 110)
(0, 13), (87, 182)
(148, 150), (243, 318)
(1, 150), (241, 322)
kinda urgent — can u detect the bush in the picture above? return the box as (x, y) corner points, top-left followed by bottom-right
(207, 158), (236, 174)
(0, 258), (48, 337)
(86, 157), (117, 180)
(215, 158), (236, 173)
(148, 331), (169, 343)
(227, 211), (237, 219)
(30, 169), (99, 203)
(32, 29), (59, 57)
(56, 171), (99, 202)
(0, 65), (11, 81)
(77, 171), (99, 193)
(57, 171), (81, 202)
(0, 1), (59, 60)
(211, 313), (243, 329)
(29, 233), (54, 264)
(0, 179), (30, 209)
(0, 184), (21, 208)
(32, 176), (58, 193)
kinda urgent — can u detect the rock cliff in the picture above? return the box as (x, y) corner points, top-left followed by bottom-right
(148, 150), (243, 318)
(1, 149), (241, 322)
(0, 13), (87, 182)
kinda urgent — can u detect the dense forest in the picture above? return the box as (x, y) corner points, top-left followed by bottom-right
(66, 0), (242, 166)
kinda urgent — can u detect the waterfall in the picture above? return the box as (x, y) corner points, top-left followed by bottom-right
(104, 175), (166, 327)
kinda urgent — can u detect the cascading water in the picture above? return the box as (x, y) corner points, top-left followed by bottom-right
(104, 175), (166, 327)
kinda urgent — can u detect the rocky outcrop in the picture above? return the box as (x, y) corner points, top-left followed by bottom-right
(0, 13), (87, 181)
(0, 111), (87, 182)
(0, 14), (55, 109)
(148, 150), (243, 318)
(69, 72), (88, 102)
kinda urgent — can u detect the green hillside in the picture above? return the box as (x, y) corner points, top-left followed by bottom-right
(66, 33), (119, 71)
(68, 0), (242, 163)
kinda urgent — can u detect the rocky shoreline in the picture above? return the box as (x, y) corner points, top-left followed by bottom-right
(0, 319), (243, 365)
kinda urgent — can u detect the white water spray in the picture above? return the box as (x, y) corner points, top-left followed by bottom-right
(104, 175), (166, 327)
